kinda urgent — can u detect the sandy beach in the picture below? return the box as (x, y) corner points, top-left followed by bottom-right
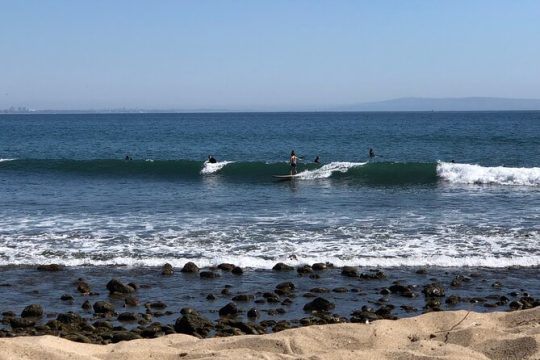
(1, 307), (538, 360)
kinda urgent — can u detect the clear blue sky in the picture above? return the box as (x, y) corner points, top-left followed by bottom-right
(1, 0), (539, 110)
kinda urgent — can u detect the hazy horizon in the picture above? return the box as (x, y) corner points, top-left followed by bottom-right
(1, 1), (539, 111)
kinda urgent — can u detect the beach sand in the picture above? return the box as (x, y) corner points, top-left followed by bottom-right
(0, 307), (538, 360)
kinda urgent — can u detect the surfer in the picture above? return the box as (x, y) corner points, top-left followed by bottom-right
(314, 156), (320, 164)
(369, 148), (375, 158)
(290, 150), (298, 175)
(208, 155), (217, 164)
(124, 155), (132, 161)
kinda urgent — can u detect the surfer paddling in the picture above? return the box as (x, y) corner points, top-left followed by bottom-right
(208, 155), (217, 164)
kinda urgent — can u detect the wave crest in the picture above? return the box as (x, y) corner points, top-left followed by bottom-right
(437, 162), (540, 186)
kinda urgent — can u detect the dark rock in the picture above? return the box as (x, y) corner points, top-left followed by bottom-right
(445, 295), (461, 305)
(61, 294), (74, 301)
(232, 294), (254, 302)
(81, 300), (92, 311)
(93, 320), (113, 329)
(93, 301), (115, 314)
(219, 302), (239, 317)
(415, 268), (428, 274)
(380, 288), (391, 295)
(272, 262), (294, 271)
(181, 262), (199, 273)
(218, 263), (235, 271)
(180, 308), (197, 315)
(272, 321), (291, 332)
(309, 274), (321, 279)
(161, 263), (174, 276)
(312, 263), (327, 271)
(341, 266), (358, 277)
(206, 293), (216, 300)
(310, 287), (329, 293)
(375, 305), (395, 318)
(21, 304), (43, 318)
(350, 310), (381, 323)
(423, 283), (445, 297)
(106, 279), (135, 294)
(247, 308), (259, 318)
(112, 331), (142, 343)
(124, 296), (138, 307)
(263, 292), (280, 303)
(389, 284), (415, 298)
(400, 305), (417, 312)
(10, 318), (35, 328)
(425, 298), (441, 309)
(140, 324), (163, 338)
(63, 333), (92, 343)
(303, 292), (316, 298)
(146, 301), (167, 310)
(127, 282), (139, 290)
(76, 281), (92, 294)
(174, 313), (213, 337)
(492, 281), (503, 288)
(281, 298), (293, 306)
(359, 270), (386, 280)
(200, 271), (219, 279)
(303, 297), (335, 312)
(231, 266), (243, 275)
(297, 265), (313, 274)
(275, 282), (295, 292)
(37, 264), (63, 272)
(117, 312), (138, 322)
(57, 312), (84, 325)
(221, 288), (230, 295)
(332, 287), (348, 293)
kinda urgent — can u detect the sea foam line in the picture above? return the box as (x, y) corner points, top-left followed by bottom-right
(297, 161), (367, 180)
(437, 161), (540, 186)
(200, 161), (235, 175)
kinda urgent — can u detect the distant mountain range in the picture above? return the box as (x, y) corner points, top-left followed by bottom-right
(334, 97), (540, 111)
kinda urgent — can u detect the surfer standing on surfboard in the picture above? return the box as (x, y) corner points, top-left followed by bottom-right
(290, 150), (298, 175)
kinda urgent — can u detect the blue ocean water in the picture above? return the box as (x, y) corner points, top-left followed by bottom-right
(1, 112), (539, 268)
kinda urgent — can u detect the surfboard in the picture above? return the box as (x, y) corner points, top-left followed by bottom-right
(272, 174), (299, 180)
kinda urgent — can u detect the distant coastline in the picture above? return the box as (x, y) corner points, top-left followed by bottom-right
(3, 97), (540, 114)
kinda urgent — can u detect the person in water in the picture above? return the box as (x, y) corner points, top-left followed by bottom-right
(314, 155), (320, 164)
(290, 150), (298, 175)
(125, 155), (132, 161)
(208, 155), (217, 163)
(369, 148), (375, 158)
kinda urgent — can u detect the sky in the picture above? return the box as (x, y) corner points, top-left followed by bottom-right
(1, 0), (539, 110)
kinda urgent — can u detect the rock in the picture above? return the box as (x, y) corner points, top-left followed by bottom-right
(341, 266), (358, 277)
(231, 266), (243, 275)
(219, 302), (239, 317)
(10, 318), (35, 328)
(218, 263), (235, 271)
(272, 321), (291, 332)
(21, 304), (43, 318)
(76, 281), (92, 294)
(180, 308), (197, 315)
(232, 294), (254, 302)
(221, 288), (230, 295)
(106, 279), (135, 294)
(63, 333), (92, 343)
(380, 288), (391, 295)
(60, 294), (74, 301)
(112, 331), (142, 343)
(93, 301), (115, 314)
(263, 292), (280, 303)
(445, 295), (461, 305)
(146, 301), (167, 309)
(81, 300), (92, 310)
(422, 283), (445, 297)
(425, 298), (441, 309)
(359, 270), (386, 280)
(140, 324), (163, 338)
(310, 287), (329, 293)
(56, 312), (84, 325)
(181, 262), (199, 273)
(247, 308), (259, 318)
(93, 320), (113, 329)
(332, 287), (348, 293)
(303, 297), (335, 312)
(389, 284), (415, 298)
(400, 305), (417, 312)
(127, 282), (139, 290)
(492, 281), (503, 288)
(375, 305), (395, 318)
(415, 268), (428, 274)
(37, 264), (63, 272)
(275, 282), (295, 292)
(174, 313), (213, 337)
(272, 263), (294, 271)
(509, 300), (523, 311)
(281, 298), (293, 306)
(312, 263), (327, 271)
(117, 312), (138, 322)
(124, 296), (138, 307)
(206, 293), (216, 300)
(200, 271), (219, 279)
(161, 263), (174, 276)
(297, 265), (313, 274)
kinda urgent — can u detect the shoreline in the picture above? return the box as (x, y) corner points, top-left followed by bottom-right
(0, 307), (538, 359)
(1, 262), (538, 345)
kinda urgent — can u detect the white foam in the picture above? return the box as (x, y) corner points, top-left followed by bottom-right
(200, 160), (234, 174)
(437, 161), (540, 186)
(0, 158), (16, 162)
(297, 161), (367, 180)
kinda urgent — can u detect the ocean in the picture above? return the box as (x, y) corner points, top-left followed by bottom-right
(0, 112), (539, 328)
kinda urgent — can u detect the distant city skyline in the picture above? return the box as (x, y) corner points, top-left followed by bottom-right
(1, 0), (539, 111)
